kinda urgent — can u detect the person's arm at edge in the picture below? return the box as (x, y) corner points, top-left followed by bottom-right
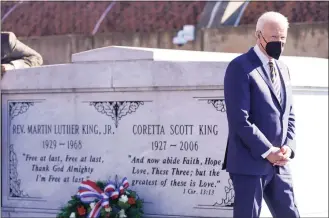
(224, 60), (273, 159)
(3, 32), (43, 70)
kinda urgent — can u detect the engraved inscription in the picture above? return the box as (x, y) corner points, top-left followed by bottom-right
(4, 96), (232, 217)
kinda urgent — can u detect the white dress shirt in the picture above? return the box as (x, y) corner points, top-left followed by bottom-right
(253, 44), (280, 158)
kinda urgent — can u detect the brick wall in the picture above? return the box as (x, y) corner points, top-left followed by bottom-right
(1, 1), (206, 37)
(240, 1), (328, 24)
(18, 23), (328, 66)
(1, 1), (328, 37)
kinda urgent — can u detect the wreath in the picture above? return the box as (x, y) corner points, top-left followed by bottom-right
(57, 176), (143, 218)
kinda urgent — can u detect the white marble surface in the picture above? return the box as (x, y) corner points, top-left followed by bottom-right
(2, 91), (232, 217)
(260, 89), (328, 217)
(1, 47), (327, 92)
(1, 46), (328, 217)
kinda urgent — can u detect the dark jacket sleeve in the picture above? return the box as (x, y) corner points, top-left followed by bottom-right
(5, 32), (43, 69)
(224, 60), (273, 159)
(283, 67), (296, 159)
(284, 104), (296, 159)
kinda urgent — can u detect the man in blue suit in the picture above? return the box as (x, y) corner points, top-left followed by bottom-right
(223, 11), (300, 218)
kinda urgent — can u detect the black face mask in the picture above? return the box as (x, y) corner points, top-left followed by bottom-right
(259, 32), (283, 60)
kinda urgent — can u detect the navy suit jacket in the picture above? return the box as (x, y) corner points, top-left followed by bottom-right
(222, 48), (296, 176)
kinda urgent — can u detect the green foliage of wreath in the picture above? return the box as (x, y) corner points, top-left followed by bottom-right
(56, 180), (144, 218)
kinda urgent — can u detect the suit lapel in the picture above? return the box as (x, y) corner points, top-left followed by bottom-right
(275, 61), (289, 113)
(256, 65), (282, 107)
(246, 48), (283, 111)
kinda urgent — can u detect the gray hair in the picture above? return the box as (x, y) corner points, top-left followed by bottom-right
(256, 11), (289, 32)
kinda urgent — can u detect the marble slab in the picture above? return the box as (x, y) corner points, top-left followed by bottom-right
(1, 46), (328, 217)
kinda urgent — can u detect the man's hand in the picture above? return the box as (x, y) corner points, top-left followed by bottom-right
(1, 64), (6, 73)
(273, 146), (291, 166)
(1, 64), (14, 77)
(1, 64), (14, 73)
(1, 64), (6, 78)
(266, 147), (285, 164)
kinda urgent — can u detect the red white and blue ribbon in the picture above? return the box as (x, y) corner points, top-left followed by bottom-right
(77, 180), (110, 218)
(76, 177), (130, 217)
(104, 180), (119, 199)
(119, 177), (129, 194)
(106, 177), (130, 199)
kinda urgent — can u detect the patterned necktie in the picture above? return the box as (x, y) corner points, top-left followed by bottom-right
(269, 60), (281, 103)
